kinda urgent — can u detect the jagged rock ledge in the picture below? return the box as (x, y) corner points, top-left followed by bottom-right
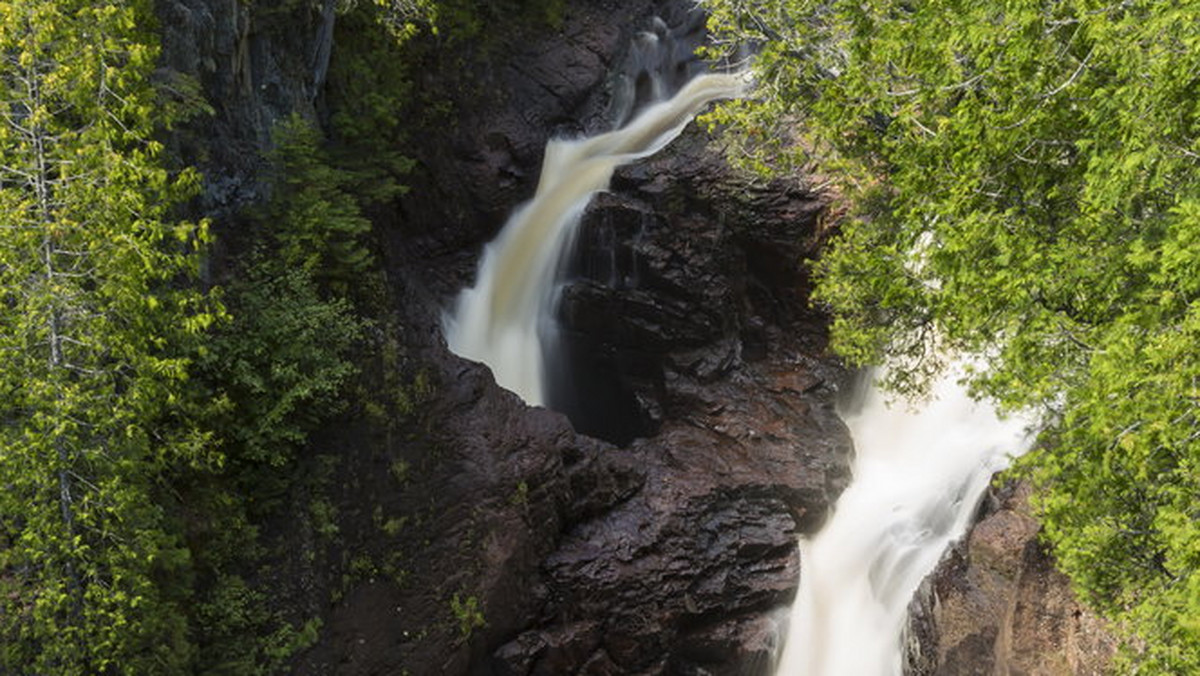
(153, 0), (844, 672)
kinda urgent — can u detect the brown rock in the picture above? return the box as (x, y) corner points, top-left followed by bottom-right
(906, 482), (1118, 676)
(161, 0), (857, 672)
(488, 123), (851, 676)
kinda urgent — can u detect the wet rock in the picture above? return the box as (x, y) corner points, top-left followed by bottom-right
(384, 5), (854, 669)
(398, 0), (689, 265)
(488, 123), (852, 674)
(905, 482), (1118, 676)
(550, 127), (835, 445)
(675, 610), (789, 676)
(159, 0), (856, 672)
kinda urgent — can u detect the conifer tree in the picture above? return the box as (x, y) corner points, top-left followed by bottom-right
(0, 0), (218, 671)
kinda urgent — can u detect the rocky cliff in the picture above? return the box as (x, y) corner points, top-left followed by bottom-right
(158, 0), (326, 218)
(344, 3), (855, 671)
(153, 0), (1111, 673)
(905, 482), (1117, 676)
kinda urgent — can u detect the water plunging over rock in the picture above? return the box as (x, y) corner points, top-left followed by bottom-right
(775, 369), (1036, 675)
(904, 480), (1117, 675)
(444, 69), (743, 409)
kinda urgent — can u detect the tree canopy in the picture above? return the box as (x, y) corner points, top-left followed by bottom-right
(705, 0), (1200, 670)
(0, 0), (220, 671)
(0, 1), (379, 672)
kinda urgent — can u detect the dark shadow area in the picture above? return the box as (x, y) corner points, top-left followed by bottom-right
(543, 328), (656, 447)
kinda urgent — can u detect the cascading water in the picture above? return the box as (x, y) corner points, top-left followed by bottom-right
(444, 70), (742, 405)
(774, 367), (1037, 675)
(444, 14), (1028, 674)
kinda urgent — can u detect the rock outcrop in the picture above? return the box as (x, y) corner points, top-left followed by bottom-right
(153, 0), (1117, 674)
(310, 2), (855, 673)
(484, 132), (852, 673)
(156, 0), (853, 671)
(905, 482), (1117, 676)
(365, 22), (853, 673)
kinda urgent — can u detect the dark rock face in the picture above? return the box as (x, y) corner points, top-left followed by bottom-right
(548, 129), (833, 445)
(904, 482), (1117, 676)
(295, 355), (598, 675)
(362, 2), (855, 672)
(503, 408), (848, 675)
(486, 123), (853, 673)
(157, 0), (326, 221)
(156, 0), (854, 673)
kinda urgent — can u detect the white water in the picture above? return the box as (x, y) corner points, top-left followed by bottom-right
(776, 368), (1037, 675)
(444, 72), (743, 404)
(441, 24), (1027, 674)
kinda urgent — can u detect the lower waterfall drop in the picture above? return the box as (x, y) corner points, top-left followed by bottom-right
(444, 72), (742, 405)
(775, 367), (1037, 675)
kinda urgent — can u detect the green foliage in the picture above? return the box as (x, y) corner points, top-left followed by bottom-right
(0, 0), (423, 671)
(310, 498), (341, 540)
(326, 3), (419, 204)
(262, 115), (375, 294)
(184, 111), (374, 671)
(373, 0), (564, 41)
(193, 575), (322, 675)
(200, 261), (364, 467)
(0, 0), (223, 672)
(171, 42), (434, 661)
(449, 593), (485, 639)
(509, 481), (529, 507)
(196, 111), (371, 471)
(390, 458), (411, 484)
(707, 0), (1200, 669)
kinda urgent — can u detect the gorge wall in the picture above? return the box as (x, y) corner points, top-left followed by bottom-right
(356, 4), (857, 671)
(905, 482), (1117, 676)
(153, 0), (1112, 673)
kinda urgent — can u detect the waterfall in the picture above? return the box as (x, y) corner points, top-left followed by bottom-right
(444, 71), (743, 405)
(775, 367), (1037, 675)
(443, 17), (1027, 675)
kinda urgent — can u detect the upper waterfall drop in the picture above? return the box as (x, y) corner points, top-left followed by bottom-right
(444, 72), (743, 406)
(775, 367), (1037, 675)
